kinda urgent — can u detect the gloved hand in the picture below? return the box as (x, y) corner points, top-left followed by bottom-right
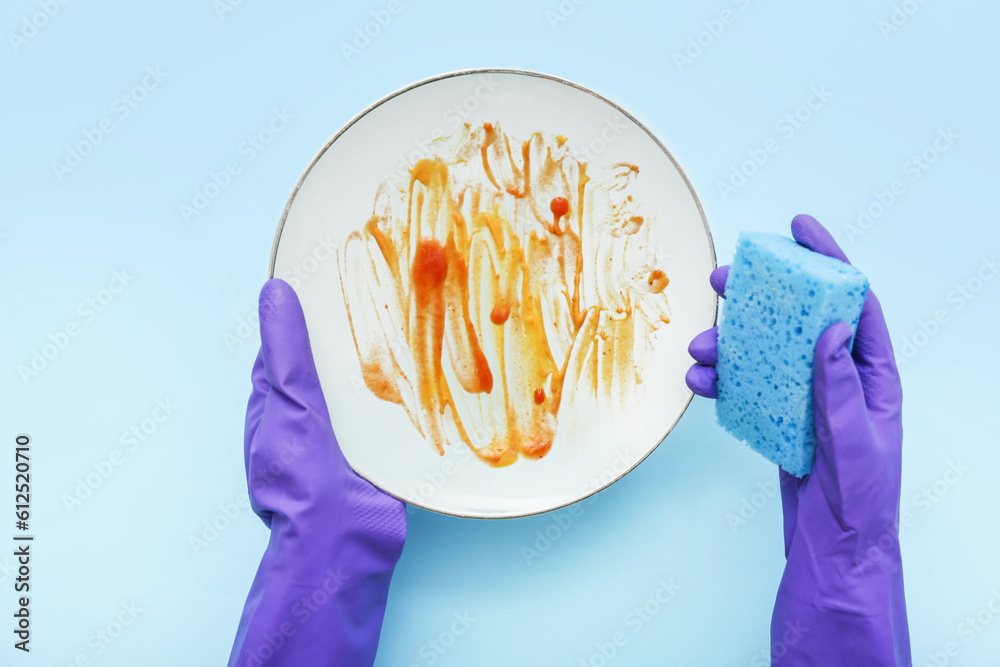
(228, 279), (407, 667)
(686, 215), (910, 665)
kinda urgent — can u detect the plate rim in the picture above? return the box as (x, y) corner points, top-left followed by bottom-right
(268, 67), (718, 519)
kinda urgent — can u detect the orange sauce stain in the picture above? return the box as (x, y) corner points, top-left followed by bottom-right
(339, 124), (672, 468)
(647, 269), (669, 294)
(410, 239), (449, 454)
(412, 238), (447, 287)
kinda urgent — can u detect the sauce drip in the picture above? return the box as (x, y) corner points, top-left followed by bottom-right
(534, 388), (546, 405)
(549, 196), (570, 234)
(490, 305), (510, 325)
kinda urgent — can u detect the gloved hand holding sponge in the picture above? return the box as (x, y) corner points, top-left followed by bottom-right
(687, 214), (910, 665)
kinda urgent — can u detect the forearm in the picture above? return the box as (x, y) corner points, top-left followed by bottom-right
(771, 564), (909, 666)
(228, 514), (398, 667)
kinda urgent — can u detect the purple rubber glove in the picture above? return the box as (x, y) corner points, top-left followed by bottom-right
(687, 215), (910, 665)
(227, 279), (407, 667)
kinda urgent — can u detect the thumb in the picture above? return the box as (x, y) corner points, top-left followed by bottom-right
(258, 278), (331, 424)
(248, 279), (344, 520)
(810, 321), (876, 526)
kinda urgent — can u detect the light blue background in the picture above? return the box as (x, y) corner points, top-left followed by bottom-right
(2, 0), (998, 665)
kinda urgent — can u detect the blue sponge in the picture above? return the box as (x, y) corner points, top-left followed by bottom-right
(716, 232), (869, 477)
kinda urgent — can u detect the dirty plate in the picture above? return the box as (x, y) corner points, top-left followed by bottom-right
(270, 69), (716, 518)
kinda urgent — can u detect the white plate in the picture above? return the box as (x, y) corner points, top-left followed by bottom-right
(270, 69), (716, 518)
